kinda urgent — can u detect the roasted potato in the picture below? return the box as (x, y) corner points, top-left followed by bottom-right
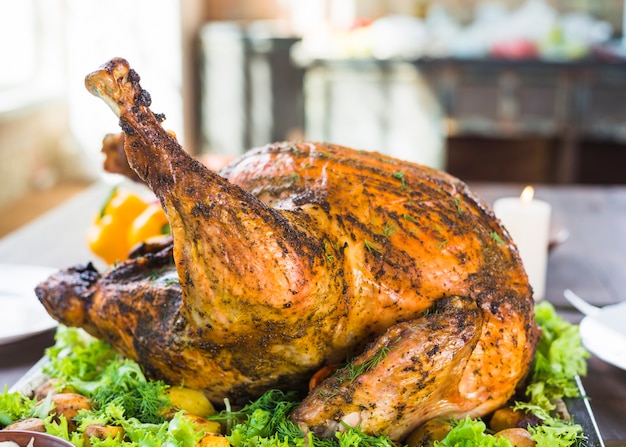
(33, 378), (70, 400)
(494, 428), (536, 447)
(167, 387), (215, 417)
(4, 417), (45, 432)
(405, 419), (452, 447)
(552, 398), (571, 421)
(489, 407), (540, 432)
(37, 393), (92, 431)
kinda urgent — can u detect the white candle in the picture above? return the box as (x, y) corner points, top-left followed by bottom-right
(492, 186), (552, 301)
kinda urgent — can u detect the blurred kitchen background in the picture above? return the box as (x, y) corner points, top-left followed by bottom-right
(2, 0), (626, 235)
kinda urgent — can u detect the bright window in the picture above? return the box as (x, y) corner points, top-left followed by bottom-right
(0, 0), (37, 88)
(0, 0), (65, 113)
(0, 0), (183, 172)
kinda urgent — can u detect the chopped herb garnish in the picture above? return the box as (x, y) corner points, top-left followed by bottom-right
(453, 197), (464, 215)
(364, 239), (383, 254)
(324, 241), (335, 264)
(99, 187), (118, 218)
(315, 150), (333, 158)
(402, 213), (417, 223)
(433, 225), (448, 249)
(392, 171), (407, 190)
(490, 231), (506, 245)
(371, 216), (398, 238)
(341, 346), (391, 383)
(164, 277), (179, 286)
(381, 220), (398, 237)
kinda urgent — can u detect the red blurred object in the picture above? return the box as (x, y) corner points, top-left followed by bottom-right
(349, 17), (372, 30)
(490, 39), (538, 59)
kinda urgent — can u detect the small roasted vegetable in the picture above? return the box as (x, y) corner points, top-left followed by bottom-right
(4, 417), (46, 432)
(166, 387), (216, 418)
(406, 419), (452, 447)
(308, 364), (338, 390)
(33, 378), (70, 400)
(38, 393), (92, 431)
(490, 407), (540, 432)
(494, 428), (536, 447)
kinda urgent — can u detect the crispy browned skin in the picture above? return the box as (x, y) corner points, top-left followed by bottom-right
(100, 132), (142, 182)
(36, 58), (540, 440)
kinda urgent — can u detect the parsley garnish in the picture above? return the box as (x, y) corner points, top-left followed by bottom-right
(392, 171), (407, 190)
(490, 231), (506, 245)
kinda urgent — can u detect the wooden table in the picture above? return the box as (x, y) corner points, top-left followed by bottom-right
(1, 181), (625, 444)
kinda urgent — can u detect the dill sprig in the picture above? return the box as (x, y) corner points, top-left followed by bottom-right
(340, 346), (391, 383)
(371, 216), (398, 238)
(324, 241), (335, 264)
(380, 220), (398, 237)
(402, 213), (417, 223)
(89, 360), (170, 424)
(364, 239), (383, 254)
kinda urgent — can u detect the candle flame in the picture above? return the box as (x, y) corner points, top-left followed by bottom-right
(520, 186), (534, 203)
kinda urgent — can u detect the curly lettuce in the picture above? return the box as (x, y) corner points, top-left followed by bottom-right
(527, 301), (590, 409)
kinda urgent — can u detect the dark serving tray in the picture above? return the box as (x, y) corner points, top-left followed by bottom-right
(565, 376), (605, 447)
(10, 358), (606, 446)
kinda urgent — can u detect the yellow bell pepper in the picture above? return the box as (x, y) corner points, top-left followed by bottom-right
(86, 187), (150, 264)
(127, 203), (170, 249)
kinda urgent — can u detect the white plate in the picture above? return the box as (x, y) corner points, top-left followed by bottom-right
(0, 264), (58, 345)
(579, 301), (626, 370)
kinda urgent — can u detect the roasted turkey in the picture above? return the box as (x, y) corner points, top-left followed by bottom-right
(36, 58), (540, 441)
